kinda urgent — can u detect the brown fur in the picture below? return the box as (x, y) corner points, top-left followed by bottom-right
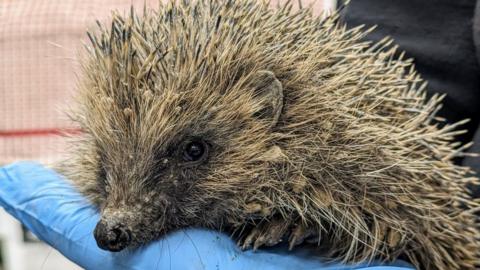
(61, 1), (480, 269)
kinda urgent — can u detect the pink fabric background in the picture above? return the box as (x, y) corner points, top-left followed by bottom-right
(0, 0), (329, 165)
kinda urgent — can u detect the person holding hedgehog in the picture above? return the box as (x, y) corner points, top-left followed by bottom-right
(1, 1), (480, 270)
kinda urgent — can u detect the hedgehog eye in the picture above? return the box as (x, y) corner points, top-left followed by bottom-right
(182, 139), (208, 163)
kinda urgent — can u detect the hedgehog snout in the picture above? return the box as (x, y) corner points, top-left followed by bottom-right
(94, 219), (132, 252)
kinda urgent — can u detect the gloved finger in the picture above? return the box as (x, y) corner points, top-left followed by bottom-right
(0, 162), (135, 269)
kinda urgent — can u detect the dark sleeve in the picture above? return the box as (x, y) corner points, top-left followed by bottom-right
(340, 0), (480, 173)
(464, 1), (480, 195)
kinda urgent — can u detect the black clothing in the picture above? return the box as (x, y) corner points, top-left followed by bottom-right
(340, 1), (480, 187)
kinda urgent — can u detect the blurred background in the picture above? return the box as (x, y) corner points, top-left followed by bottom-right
(0, 1), (335, 269)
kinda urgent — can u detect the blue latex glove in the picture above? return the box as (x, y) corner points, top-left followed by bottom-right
(0, 162), (413, 270)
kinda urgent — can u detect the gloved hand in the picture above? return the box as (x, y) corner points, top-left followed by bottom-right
(0, 162), (412, 270)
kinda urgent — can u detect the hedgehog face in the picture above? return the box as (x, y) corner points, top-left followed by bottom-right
(76, 69), (284, 251)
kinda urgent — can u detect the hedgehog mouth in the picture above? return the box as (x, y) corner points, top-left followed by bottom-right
(96, 226), (174, 252)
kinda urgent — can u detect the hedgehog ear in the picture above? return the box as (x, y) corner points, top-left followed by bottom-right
(250, 70), (284, 128)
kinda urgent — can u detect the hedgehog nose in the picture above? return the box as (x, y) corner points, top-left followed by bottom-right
(94, 220), (131, 252)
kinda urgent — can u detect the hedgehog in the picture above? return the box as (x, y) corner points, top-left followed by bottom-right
(60, 1), (480, 269)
